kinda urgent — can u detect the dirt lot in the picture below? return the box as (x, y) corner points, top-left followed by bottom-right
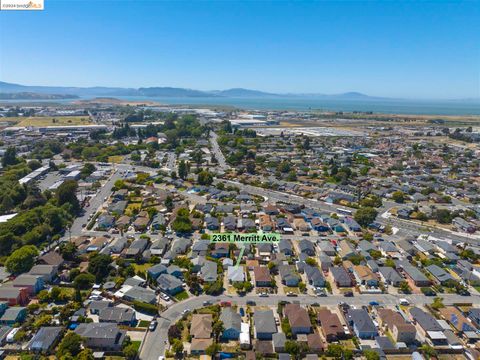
(8, 116), (92, 127)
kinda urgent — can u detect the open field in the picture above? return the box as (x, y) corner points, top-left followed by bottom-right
(7, 116), (92, 127)
(108, 155), (124, 163)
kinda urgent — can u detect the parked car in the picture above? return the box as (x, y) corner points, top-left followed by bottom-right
(344, 291), (354, 297)
(149, 320), (157, 331)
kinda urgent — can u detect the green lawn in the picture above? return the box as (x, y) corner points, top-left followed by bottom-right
(130, 340), (141, 352)
(137, 320), (150, 328)
(132, 263), (152, 274)
(284, 287), (299, 294)
(174, 290), (189, 301)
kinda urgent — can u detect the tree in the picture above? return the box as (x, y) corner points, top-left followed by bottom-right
(364, 349), (380, 360)
(171, 339), (183, 354)
(123, 343), (138, 360)
(434, 209), (453, 224)
(420, 344), (437, 359)
(391, 191), (406, 203)
(168, 324), (182, 341)
(60, 242), (77, 261)
(326, 344), (353, 360)
(399, 281), (412, 294)
(5, 245), (38, 274)
(56, 180), (80, 214)
(212, 320), (224, 340)
(431, 296), (445, 310)
(246, 161), (256, 174)
(165, 196), (174, 212)
(178, 160), (188, 180)
(205, 343), (221, 356)
(77, 349), (94, 360)
(197, 170), (213, 185)
(88, 253), (112, 282)
(354, 207), (378, 227)
(73, 273), (95, 290)
(80, 163), (96, 179)
(58, 332), (83, 357)
(2, 146), (18, 167)
(284, 340), (299, 355)
(191, 151), (203, 168)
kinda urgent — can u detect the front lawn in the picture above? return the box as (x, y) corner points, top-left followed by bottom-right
(284, 287), (299, 294)
(137, 320), (150, 328)
(174, 291), (189, 301)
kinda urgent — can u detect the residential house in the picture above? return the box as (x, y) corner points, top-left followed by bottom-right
(253, 266), (271, 287)
(337, 240), (356, 259)
(426, 265), (454, 285)
(259, 214), (274, 232)
(318, 241), (336, 256)
(343, 217), (361, 232)
(151, 213), (166, 231)
(147, 264), (167, 280)
(190, 314), (213, 355)
(352, 265), (378, 287)
(75, 323), (126, 351)
(28, 265), (57, 283)
(298, 240), (315, 256)
(237, 218), (256, 232)
(0, 307), (27, 325)
(200, 261), (218, 283)
(220, 307), (242, 340)
(273, 332), (287, 352)
(378, 267), (403, 287)
(279, 240), (294, 256)
(99, 307), (136, 326)
(377, 309), (416, 344)
(401, 264), (431, 287)
(125, 238), (149, 258)
(37, 251), (64, 267)
(254, 310), (277, 340)
(279, 265), (301, 287)
(12, 274), (44, 295)
(205, 216), (220, 230)
(304, 265), (325, 287)
(346, 309), (378, 339)
(409, 307), (446, 345)
(227, 266), (245, 283)
(223, 216), (237, 231)
(317, 309), (346, 342)
(28, 326), (63, 353)
(284, 304), (312, 335)
(156, 274), (183, 295)
(123, 286), (157, 304)
(330, 266), (353, 287)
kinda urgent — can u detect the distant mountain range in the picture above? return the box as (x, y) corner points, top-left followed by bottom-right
(0, 92), (78, 100)
(0, 81), (385, 100)
(1, 81), (477, 102)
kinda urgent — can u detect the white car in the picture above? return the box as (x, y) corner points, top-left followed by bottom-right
(182, 309), (190, 315)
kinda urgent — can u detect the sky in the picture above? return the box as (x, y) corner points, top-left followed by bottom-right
(0, 1), (479, 99)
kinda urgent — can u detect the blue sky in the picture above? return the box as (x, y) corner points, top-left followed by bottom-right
(0, 1), (479, 99)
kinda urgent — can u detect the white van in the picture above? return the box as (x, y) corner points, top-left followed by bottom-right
(399, 298), (410, 306)
(7, 328), (20, 343)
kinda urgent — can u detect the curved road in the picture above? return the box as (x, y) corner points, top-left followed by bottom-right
(139, 292), (480, 360)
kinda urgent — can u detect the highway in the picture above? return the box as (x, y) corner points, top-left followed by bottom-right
(139, 292), (480, 360)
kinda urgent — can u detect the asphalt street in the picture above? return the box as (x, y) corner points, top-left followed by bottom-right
(210, 131), (229, 170)
(139, 293), (480, 360)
